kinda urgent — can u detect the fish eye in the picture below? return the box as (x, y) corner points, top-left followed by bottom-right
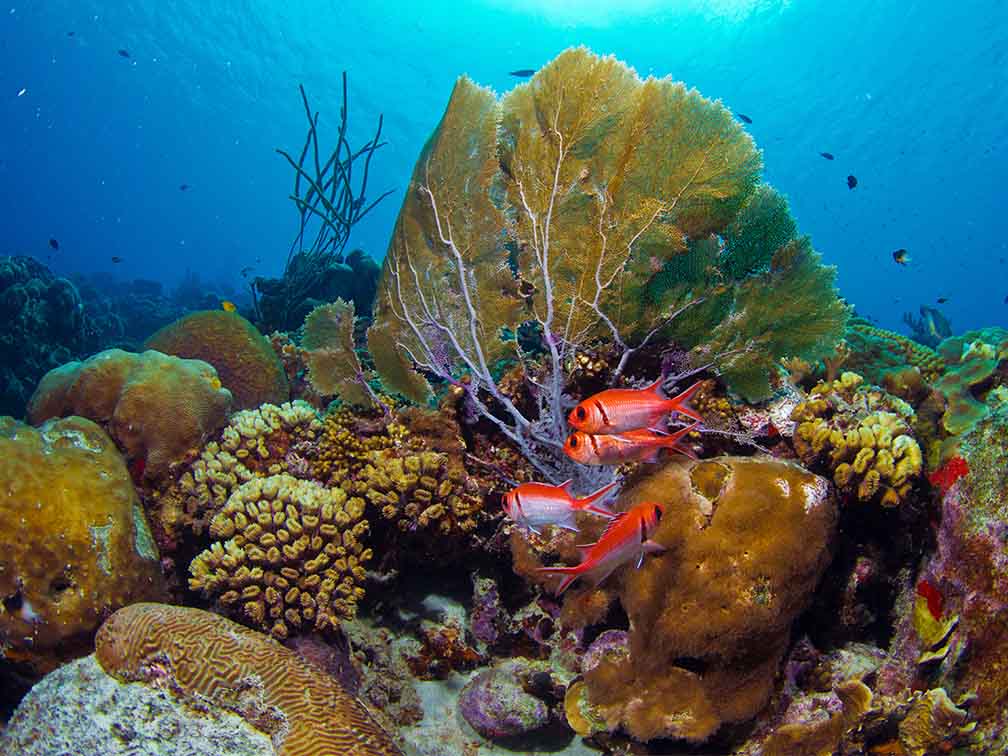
(576, 406), (587, 420)
(569, 435), (579, 448)
(654, 508), (663, 522)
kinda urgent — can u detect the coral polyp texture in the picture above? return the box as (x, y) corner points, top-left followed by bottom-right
(844, 318), (945, 384)
(189, 473), (371, 639)
(153, 400), (321, 546)
(580, 456), (836, 742)
(934, 327), (1008, 436)
(368, 46), (846, 483)
(94, 603), (403, 756)
(145, 309), (289, 410)
(0, 416), (165, 673)
(791, 372), (924, 507)
(26, 348), (232, 479)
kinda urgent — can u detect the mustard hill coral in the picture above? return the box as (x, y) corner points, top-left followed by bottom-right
(95, 603), (403, 755)
(146, 309), (289, 410)
(0, 416), (165, 674)
(311, 402), (408, 485)
(792, 372), (923, 507)
(27, 348), (232, 479)
(190, 473), (370, 639)
(579, 456), (836, 743)
(368, 46), (845, 484)
(152, 401), (321, 547)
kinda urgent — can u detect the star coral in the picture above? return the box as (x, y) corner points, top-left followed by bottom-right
(152, 400), (321, 547)
(94, 602), (403, 755)
(0, 416), (166, 674)
(792, 372), (923, 507)
(145, 309), (289, 410)
(27, 348), (232, 479)
(189, 473), (371, 639)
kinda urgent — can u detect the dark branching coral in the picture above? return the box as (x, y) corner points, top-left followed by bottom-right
(367, 47), (847, 483)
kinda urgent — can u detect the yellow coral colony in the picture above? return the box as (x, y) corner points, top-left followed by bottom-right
(189, 473), (370, 639)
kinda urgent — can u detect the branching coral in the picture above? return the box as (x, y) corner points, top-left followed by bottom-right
(367, 47), (846, 483)
(95, 603), (403, 755)
(189, 474), (370, 639)
(792, 372), (923, 507)
(152, 401), (321, 547)
(27, 348), (232, 479)
(145, 309), (289, 410)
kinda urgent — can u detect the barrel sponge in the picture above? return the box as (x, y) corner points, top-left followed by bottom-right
(583, 456), (837, 742)
(27, 348), (233, 479)
(94, 603), (404, 756)
(145, 309), (289, 410)
(189, 474), (370, 640)
(0, 417), (166, 673)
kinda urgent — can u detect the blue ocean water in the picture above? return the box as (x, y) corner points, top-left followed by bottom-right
(1, 0), (1004, 332)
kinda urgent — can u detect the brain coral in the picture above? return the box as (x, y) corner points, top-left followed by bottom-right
(580, 456), (836, 743)
(190, 474), (371, 639)
(95, 603), (404, 756)
(153, 401), (321, 548)
(26, 348), (232, 480)
(0, 416), (165, 673)
(791, 372), (923, 507)
(145, 309), (289, 410)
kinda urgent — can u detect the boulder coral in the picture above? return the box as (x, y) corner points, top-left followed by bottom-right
(95, 603), (403, 755)
(189, 473), (371, 639)
(26, 348), (232, 480)
(579, 456), (837, 742)
(145, 309), (289, 410)
(0, 416), (166, 673)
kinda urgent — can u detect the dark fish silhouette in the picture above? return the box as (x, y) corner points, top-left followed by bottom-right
(117, 49), (130, 58)
(179, 183), (190, 191)
(847, 174), (858, 189)
(111, 256), (124, 263)
(67, 31), (75, 37)
(509, 69), (535, 78)
(892, 249), (910, 265)
(736, 113), (752, 124)
(240, 266), (254, 278)
(937, 297), (949, 304)
(820, 152), (834, 160)
(48, 238), (59, 250)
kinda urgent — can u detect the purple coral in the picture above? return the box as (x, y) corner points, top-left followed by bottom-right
(458, 666), (550, 741)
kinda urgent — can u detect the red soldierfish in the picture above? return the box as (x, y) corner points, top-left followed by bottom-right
(563, 423), (700, 465)
(568, 379), (704, 434)
(538, 500), (667, 594)
(503, 479), (619, 534)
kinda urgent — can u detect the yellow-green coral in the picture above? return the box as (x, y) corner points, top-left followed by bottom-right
(0, 416), (166, 674)
(311, 402), (409, 484)
(844, 318), (944, 384)
(153, 401), (321, 544)
(934, 328), (1008, 436)
(792, 373), (923, 507)
(301, 299), (370, 405)
(189, 474), (370, 639)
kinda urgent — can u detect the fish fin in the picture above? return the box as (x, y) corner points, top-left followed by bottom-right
(642, 447), (663, 463)
(666, 381), (705, 422)
(673, 443), (699, 460)
(642, 539), (667, 554)
(528, 525), (542, 536)
(636, 552), (644, 569)
(537, 566), (580, 595)
(575, 480), (619, 513)
(554, 514), (579, 532)
(643, 376), (667, 399)
(583, 505), (619, 519)
(596, 511), (628, 541)
(588, 563), (620, 588)
(559, 478), (575, 495)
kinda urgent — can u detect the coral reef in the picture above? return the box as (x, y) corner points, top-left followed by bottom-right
(933, 327), (1008, 436)
(368, 46), (845, 485)
(791, 372), (924, 507)
(189, 473), (371, 639)
(0, 655), (275, 755)
(95, 603), (403, 755)
(577, 456), (836, 742)
(458, 660), (563, 741)
(27, 348), (232, 480)
(0, 416), (165, 674)
(145, 309), (289, 410)
(151, 400), (321, 548)
(844, 318), (944, 384)
(301, 298), (371, 405)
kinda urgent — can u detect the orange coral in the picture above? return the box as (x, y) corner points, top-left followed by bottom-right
(95, 603), (403, 755)
(0, 417), (166, 674)
(146, 309), (289, 410)
(27, 348), (232, 479)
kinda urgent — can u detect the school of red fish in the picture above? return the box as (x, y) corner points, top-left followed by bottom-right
(503, 377), (704, 594)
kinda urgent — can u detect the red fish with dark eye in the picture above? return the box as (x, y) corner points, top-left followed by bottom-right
(564, 423), (699, 465)
(568, 379), (703, 435)
(503, 479), (618, 534)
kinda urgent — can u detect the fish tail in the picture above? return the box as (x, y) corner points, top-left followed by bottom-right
(537, 566), (581, 595)
(575, 480), (619, 515)
(665, 381), (705, 422)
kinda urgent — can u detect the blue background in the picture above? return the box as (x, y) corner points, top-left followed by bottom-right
(1, 0), (1004, 331)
